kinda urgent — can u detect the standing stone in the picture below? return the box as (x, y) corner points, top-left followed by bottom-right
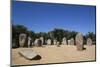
(47, 39), (51, 45)
(40, 37), (44, 45)
(68, 40), (71, 45)
(87, 38), (92, 46)
(75, 33), (84, 51)
(38, 39), (42, 46)
(57, 41), (60, 47)
(34, 39), (39, 46)
(19, 33), (27, 47)
(28, 37), (32, 47)
(62, 37), (67, 45)
(70, 38), (74, 45)
(53, 39), (57, 45)
(32, 42), (34, 46)
(34, 38), (42, 47)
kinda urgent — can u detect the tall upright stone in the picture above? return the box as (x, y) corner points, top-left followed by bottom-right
(19, 33), (27, 47)
(62, 37), (67, 45)
(53, 39), (57, 45)
(38, 39), (42, 46)
(57, 41), (60, 47)
(47, 39), (51, 45)
(75, 33), (84, 51)
(32, 42), (34, 46)
(40, 37), (44, 45)
(28, 37), (31, 47)
(87, 38), (92, 46)
(68, 40), (71, 45)
(70, 38), (74, 45)
(34, 38), (39, 46)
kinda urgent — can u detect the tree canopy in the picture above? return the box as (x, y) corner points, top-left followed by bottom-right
(12, 24), (96, 47)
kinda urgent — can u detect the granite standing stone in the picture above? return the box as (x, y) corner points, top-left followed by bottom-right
(34, 38), (42, 47)
(40, 37), (44, 45)
(62, 37), (67, 45)
(75, 33), (84, 51)
(68, 40), (71, 45)
(53, 39), (57, 45)
(47, 39), (51, 45)
(70, 38), (74, 45)
(87, 38), (92, 46)
(34, 39), (39, 46)
(19, 33), (27, 47)
(28, 37), (31, 47)
(38, 39), (42, 46)
(57, 41), (60, 47)
(32, 42), (34, 46)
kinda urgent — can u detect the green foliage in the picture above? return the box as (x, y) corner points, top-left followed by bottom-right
(47, 28), (78, 43)
(12, 24), (96, 48)
(12, 25), (28, 48)
(86, 32), (96, 45)
(27, 31), (35, 41)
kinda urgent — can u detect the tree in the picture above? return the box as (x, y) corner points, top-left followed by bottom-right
(12, 24), (28, 48)
(49, 28), (65, 43)
(12, 24), (96, 48)
(85, 32), (96, 44)
(27, 30), (35, 41)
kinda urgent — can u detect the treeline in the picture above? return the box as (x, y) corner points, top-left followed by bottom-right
(12, 24), (96, 46)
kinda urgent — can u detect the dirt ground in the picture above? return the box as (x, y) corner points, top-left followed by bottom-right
(12, 45), (96, 66)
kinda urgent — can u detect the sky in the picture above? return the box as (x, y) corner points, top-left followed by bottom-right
(12, 1), (96, 35)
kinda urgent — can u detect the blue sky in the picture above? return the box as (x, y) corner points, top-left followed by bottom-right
(12, 1), (96, 35)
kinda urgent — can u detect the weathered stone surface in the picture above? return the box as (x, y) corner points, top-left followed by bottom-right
(87, 38), (92, 46)
(32, 42), (34, 46)
(70, 38), (74, 45)
(47, 39), (51, 45)
(62, 37), (67, 45)
(53, 39), (57, 45)
(34, 38), (42, 47)
(34, 39), (39, 46)
(75, 33), (84, 51)
(38, 39), (42, 46)
(19, 33), (27, 47)
(40, 37), (44, 45)
(57, 41), (60, 47)
(28, 37), (32, 47)
(68, 40), (71, 45)
(19, 49), (41, 60)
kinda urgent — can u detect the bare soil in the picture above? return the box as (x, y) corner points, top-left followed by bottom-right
(12, 45), (96, 66)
